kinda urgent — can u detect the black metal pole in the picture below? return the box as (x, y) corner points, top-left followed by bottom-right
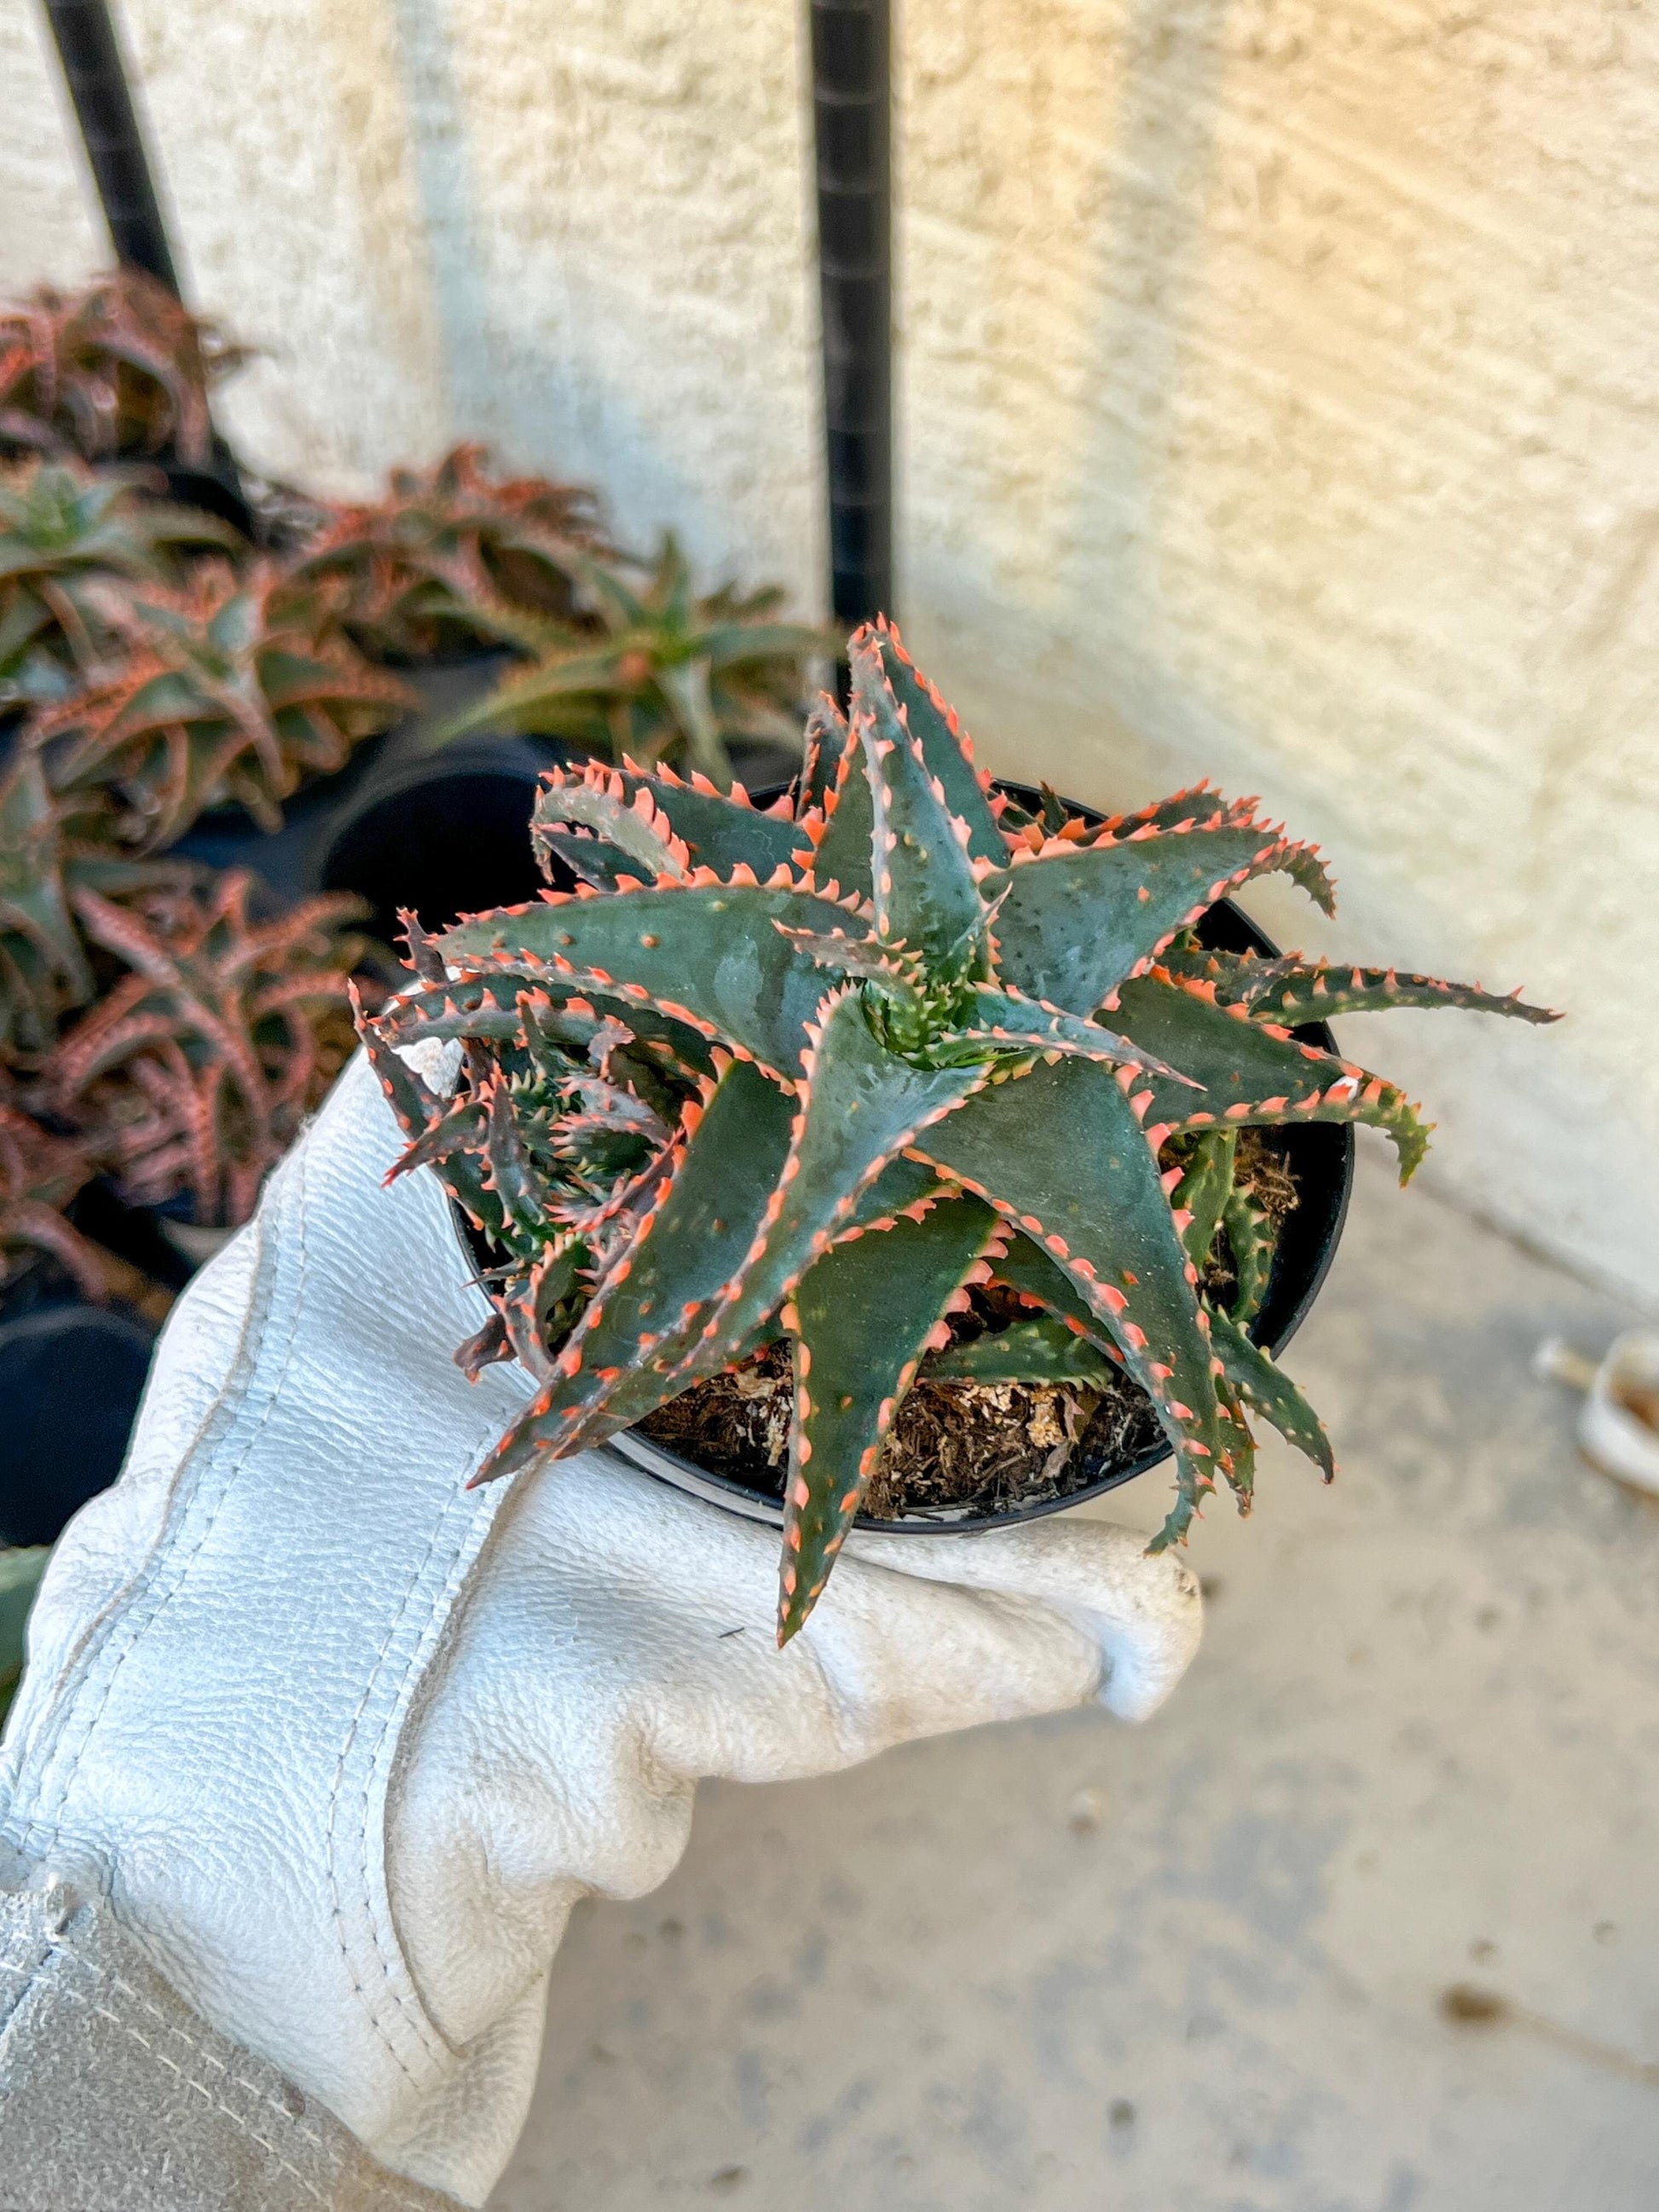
(809, 0), (893, 631)
(42, 0), (179, 290)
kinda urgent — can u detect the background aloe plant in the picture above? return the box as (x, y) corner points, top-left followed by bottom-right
(288, 442), (604, 660)
(434, 533), (835, 784)
(0, 455), (240, 710)
(45, 871), (370, 1227)
(364, 621), (1555, 1641)
(26, 559), (413, 851)
(0, 269), (246, 468)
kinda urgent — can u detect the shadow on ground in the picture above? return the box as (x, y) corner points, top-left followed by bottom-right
(492, 1146), (1659, 2212)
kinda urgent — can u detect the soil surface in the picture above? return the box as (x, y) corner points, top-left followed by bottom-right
(638, 1129), (1301, 1522)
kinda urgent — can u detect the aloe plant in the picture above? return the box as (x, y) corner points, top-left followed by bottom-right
(0, 455), (240, 709)
(434, 533), (834, 785)
(0, 749), (198, 1061)
(365, 621), (1555, 1640)
(0, 1101), (110, 1297)
(48, 871), (370, 1227)
(26, 559), (413, 852)
(289, 443), (604, 659)
(0, 269), (247, 466)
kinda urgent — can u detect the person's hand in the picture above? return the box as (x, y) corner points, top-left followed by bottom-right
(0, 1052), (1202, 2205)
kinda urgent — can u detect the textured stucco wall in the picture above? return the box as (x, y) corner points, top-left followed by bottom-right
(4, 0), (1657, 1302)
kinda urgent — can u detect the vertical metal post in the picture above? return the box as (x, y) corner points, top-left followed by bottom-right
(809, 0), (893, 630)
(42, 0), (180, 290)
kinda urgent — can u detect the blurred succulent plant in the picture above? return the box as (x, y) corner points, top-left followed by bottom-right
(0, 749), (196, 1062)
(368, 621), (1556, 1641)
(26, 558), (413, 852)
(0, 454), (240, 709)
(0, 269), (248, 467)
(289, 443), (604, 660)
(47, 870), (372, 1227)
(436, 533), (835, 784)
(1, 1545), (49, 1728)
(0, 1100), (109, 1297)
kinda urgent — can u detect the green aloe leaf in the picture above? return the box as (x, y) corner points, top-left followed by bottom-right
(0, 753), (93, 1003)
(1173, 1127), (1236, 1268)
(864, 622), (1006, 865)
(379, 971), (550, 1048)
(536, 760), (804, 883)
(1207, 1306), (1334, 1481)
(653, 656), (729, 784)
(801, 694), (853, 817)
(361, 1012), (510, 1245)
(924, 1315), (1117, 1387)
(846, 1150), (950, 1228)
(992, 1230), (1120, 1343)
(1102, 783), (1257, 837)
(1113, 972), (1431, 1179)
(851, 635), (986, 970)
(438, 882), (858, 1082)
(778, 1193), (1003, 1640)
(1223, 1185), (1273, 1325)
(911, 1053), (1231, 1548)
(659, 986), (996, 1395)
(697, 619), (837, 671)
(804, 725), (876, 905)
(1156, 945), (1558, 1030)
(480, 1056), (798, 1476)
(986, 821), (1329, 1018)
(957, 985), (1198, 1085)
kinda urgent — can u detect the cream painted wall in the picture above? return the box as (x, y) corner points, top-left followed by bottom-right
(3, 0), (1656, 1302)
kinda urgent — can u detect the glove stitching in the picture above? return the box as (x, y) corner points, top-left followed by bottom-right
(12, 1161), (308, 1867)
(0, 1947), (327, 2152)
(322, 1481), (483, 2088)
(0, 1956), (329, 2205)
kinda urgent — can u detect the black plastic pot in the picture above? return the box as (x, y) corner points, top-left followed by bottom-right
(0, 1274), (157, 1549)
(158, 459), (255, 541)
(171, 656), (517, 916)
(317, 732), (578, 944)
(311, 661), (801, 947)
(609, 779), (1354, 1535)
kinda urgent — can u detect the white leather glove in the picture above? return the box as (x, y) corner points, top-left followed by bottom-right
(0, 1051), (1202, 2205)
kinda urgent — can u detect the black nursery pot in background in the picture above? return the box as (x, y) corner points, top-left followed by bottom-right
(0, 1269), (157, 1550)
(610, 779), (1355, 1536)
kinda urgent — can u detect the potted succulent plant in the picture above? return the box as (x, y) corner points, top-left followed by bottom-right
(43, 869), (372, 1250)
(283, 442), (604, 664)
(312, 518), (834, 942)
(431, 529), (837, 788)
(0, 454), (241, 713)
(0, 268), (252, 533)
(361, 621), (1554, 1641)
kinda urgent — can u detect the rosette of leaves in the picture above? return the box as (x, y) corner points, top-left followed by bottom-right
(26, 559), (413, 852)
(289, 443), (605, 660)
(0, 749), (195, 1062)
(367, 621), (1555, 1641)
(360, 911), (709, 1383)
(0, 455), (240, 709)
(0, 1100), (110, 1298)
(47, 870), (372, 1227)
(0, 269), (247, 466)
(434, 533), (834, 784)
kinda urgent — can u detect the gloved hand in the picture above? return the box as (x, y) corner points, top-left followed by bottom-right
(0, 1051), (1202, 2206)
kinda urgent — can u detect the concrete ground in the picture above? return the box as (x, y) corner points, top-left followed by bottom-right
(490, 1146), (1659, 2212)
